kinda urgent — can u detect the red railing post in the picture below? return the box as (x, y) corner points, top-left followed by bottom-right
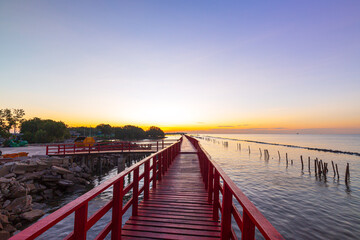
(162, 140), (164, 149)
(128, 142), (131, 151)
(64, 144), (66, 155)
(242, 211), (256, 240)
(204, 156), (209, 190)
(111, 177), (124, 240)
(132, 168), (139, 216)
(221, 183), (232, 240)
(158, 155), (162, 181)
(144, 161), (150, 200)
(156, 141), (159, 151)
(213, 170), (220, 221)
(74, 144), (76, 154)
(74, 203), (88, 240)
(46, 145), (49, 155)
(208, 164), (213, 204)
(153, 156), (157, 189)
(88, 144), (91, 154)
(58, 145), (60, 154)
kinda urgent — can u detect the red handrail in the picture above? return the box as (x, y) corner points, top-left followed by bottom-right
(186, 135), (284, 240)
(11, 138), (183, 240)
(45, 140), (174, 155)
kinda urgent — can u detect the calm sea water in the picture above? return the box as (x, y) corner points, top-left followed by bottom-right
(17, 134), (359, 239)
(196, 134), (360, 240)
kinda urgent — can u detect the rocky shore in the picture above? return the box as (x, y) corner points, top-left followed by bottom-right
(0, 155), (116, 239)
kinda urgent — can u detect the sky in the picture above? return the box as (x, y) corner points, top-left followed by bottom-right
(1, 1), (360, 134)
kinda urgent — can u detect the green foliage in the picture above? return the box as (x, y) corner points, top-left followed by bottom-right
(146, 126), (165, 139)
(96, 124), (113, 136)
(21, 118), (70, 143)
(114, 125), (146, 140)
(0, 109), (25, 138)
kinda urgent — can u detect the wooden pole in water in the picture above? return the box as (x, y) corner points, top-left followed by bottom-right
(345, 163), (350, 184)
(248, 146), (251, 154)
(286, 153), (288, 165)
(308, 157), (310, 172)
(259, 148), (262, 158)
(278, 151), (281, 161)
(335, 164), (340, 179)
(314, 159), (317, 175)
(300, 155), (304, 171)
(291, 160), (293, 165)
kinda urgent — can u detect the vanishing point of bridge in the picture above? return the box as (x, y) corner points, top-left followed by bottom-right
(11, 136), (284, 240)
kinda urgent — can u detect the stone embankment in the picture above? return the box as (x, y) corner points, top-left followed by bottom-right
(0, 155), (116, 239)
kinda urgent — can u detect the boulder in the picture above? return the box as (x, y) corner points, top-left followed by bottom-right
(8, 183), (27, 198)
(42, 189), (53, 199)
(58, 179), (74, 187)
(42, 175), (61, 182)
(0, 214), (9, 224)
(0, 178), (12, 184)
(51, 166), (71, 175)
(5, 195), (32, 212)
(0, 163), (14, 178)
(21, 209), (45, 222)
(2, 201), (10, 209)
(0, 230), (10, 240)
(3, 224), (16, 233)
(17, 172), (42, 182)
(26, 183), (36, 193)
(4, 173), (16, 179)
(35, 160), (49, 170)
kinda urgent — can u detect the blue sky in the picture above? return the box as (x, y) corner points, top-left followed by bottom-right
(1, 1), (360, 133)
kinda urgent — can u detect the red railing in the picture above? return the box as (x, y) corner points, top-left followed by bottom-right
(186, 135), (284, 240)
(46, 140), (172, 155)
(12, 138), (182, 240)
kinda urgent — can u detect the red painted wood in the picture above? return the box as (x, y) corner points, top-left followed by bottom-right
(242, 210), (256, 240)
(74, 203), (88, 240)
(152, 156), (157, 189)
(132, 168), (139, 216)
(111, 177), (123, 240)
(221, 183), (233, 240)
(208, 164), (214, 204)
(144, 161), (150, 200)
(213, 170), (220, 221)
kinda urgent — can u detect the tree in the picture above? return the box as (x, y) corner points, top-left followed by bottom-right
(96, 124), (112, 136)
(146, 126), (165, 139)
(21, 118), (70, 143)
(114, 125), (146, 140)
(0, 109), (25, 138)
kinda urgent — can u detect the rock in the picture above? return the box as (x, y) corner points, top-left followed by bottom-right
(8, 183), (27, 198)
(42, 175), (61, 182)
(35, 160), (49, 170)
(63, 173), (76, 181)
(0, 178), (12, 184)
(51, 166), (71, 175)
(5, 195), (32, 212)
(32, 202), (46, 210)
(42, 189), (53, 199)
(26, 183), (36, 193)
(0, 222), (2, 230)
(15, 223), (22, 229)
(72, 166), (82, 173)
(54, 190), (63, 197)
(3, 173), (16, 179)
(3, 224), (16, 233)
(0, 214), (9, 224)
(0, 163), (14, 178)
(11, 163), (29, 174)
(31, 194), (44, 202)
(58, 179), (74, 187)
(2, 201), (10, 209)
(21, 209), (45, 222)
(0, 230), (10, 240)
(17, 172), (42, 182)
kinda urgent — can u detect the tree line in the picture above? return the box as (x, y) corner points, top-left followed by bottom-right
(1, 109), (165, 144)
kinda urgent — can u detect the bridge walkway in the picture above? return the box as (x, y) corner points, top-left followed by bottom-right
(122, 137), (221, 239)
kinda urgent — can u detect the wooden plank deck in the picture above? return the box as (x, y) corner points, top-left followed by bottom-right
(122, 138), (221, 239)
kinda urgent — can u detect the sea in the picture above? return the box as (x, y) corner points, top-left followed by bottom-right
(16, 134), (360, 239)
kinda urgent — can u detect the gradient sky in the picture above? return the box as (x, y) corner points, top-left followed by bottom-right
(1, 1), (360, 133)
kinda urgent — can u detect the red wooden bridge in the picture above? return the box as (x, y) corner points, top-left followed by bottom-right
(11, 136), (284, 240)
(46, 140), (174, 156)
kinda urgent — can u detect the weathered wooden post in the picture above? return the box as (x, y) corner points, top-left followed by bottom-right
(300, 155), (304, 171)
(278, 151), (281, 161)
(117, 156), (125, 173)
(345, 163), (350, 185)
